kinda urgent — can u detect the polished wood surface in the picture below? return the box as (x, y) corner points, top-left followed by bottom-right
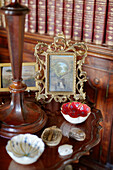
(0, 30), (113, 167)
(0, 2), (47, 138)
(0, 106), (102, 170)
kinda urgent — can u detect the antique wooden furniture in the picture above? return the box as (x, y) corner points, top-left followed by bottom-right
(0, 106), (102, 170)
(0, 0), (47, 138)
(0, 31), (112, 170)
(0, 1), (113, 170)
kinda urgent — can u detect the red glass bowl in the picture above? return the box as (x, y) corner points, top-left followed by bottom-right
(61, 102), (91, 124)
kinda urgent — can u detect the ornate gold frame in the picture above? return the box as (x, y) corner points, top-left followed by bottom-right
(34, 33), (87, 103)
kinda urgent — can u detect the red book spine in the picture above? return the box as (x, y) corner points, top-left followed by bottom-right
(105, 0), (113, 46)
(47, 0), (55, 36)
(73, 0), (84, 41)
(63, 0), (73, 39)
(28, 0), (37, 33)
(54, 0), (63, 36)
(20, 0), (28, 32)
(83, 0), (95, 43)
(93, 0), (107, 45)
(38, 0), (46, 34)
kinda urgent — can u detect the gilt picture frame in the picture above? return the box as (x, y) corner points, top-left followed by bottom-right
(0, 62), (36, 92)
(35, 32), (87, 103)
(46, 53), (76, 95)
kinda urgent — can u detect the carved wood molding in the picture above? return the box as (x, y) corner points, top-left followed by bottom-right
(0, 29), (113, 60)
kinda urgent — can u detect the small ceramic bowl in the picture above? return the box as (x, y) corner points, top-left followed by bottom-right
(6, 134), (45, 165)
(58, 144), (73, 156)
(61, 102), (91, 124)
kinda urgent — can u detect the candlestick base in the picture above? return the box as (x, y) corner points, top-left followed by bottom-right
(0, 98), (47, 139)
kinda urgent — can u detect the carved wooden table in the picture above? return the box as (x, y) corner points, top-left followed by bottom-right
(0, 107), (102, 170)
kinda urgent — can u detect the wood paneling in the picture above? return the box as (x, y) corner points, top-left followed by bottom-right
(0, 28), (113, 168)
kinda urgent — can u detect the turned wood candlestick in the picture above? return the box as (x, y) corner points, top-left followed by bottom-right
(0, 0), (47, 138)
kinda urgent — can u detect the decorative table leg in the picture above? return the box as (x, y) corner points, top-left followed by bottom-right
(0, 0), (47, 138)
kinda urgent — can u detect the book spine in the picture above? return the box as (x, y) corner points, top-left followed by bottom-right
(47, 0), (55, 36)
(63, 0), (73, 39)
(54, 0), (63, 36)
(93, 0), (107, 45)
(20, 0), (28, 32)
(83, 0), (95, 42)
(38, 0), (46, 34)
(28, 0), (37, 33)
(105, 0), (113, 46)
(73, 0), (84, 41)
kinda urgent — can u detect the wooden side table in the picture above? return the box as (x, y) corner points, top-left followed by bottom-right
(0, 107), (102, 170)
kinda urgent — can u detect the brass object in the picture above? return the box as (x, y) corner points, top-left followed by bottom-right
(34, 32), (87, 103)
(41, 126), (62, 146)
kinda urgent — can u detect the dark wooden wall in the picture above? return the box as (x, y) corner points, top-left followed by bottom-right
(0, 28), (113, 169)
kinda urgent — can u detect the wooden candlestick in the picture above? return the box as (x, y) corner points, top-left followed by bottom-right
(0, 1), (47, 138)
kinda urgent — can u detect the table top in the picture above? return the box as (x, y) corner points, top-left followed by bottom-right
(0, 107), (102, 170)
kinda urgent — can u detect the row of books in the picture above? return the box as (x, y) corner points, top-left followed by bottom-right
(0, 0), (113, 46)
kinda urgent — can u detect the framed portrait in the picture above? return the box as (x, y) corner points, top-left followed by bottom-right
(0, 62), (37, 92)
(46, 53), (76, 95)
(35, 32), (87, 103)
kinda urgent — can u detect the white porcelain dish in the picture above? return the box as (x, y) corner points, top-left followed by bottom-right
(61, 112), (90, 124)
(58, 144), (73, 156)
(6, 134), (45, 165)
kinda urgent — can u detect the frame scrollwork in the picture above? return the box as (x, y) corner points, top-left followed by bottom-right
(34, 32), (87, 103)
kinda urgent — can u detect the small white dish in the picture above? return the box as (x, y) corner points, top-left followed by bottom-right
(6, 134), (45, 165)
(61, 112), (90, 124)
(58, 144), (73, 156)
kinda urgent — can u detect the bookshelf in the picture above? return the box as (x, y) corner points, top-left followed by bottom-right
(0, 0), (113, 46)
(0, 0), (113, 169)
